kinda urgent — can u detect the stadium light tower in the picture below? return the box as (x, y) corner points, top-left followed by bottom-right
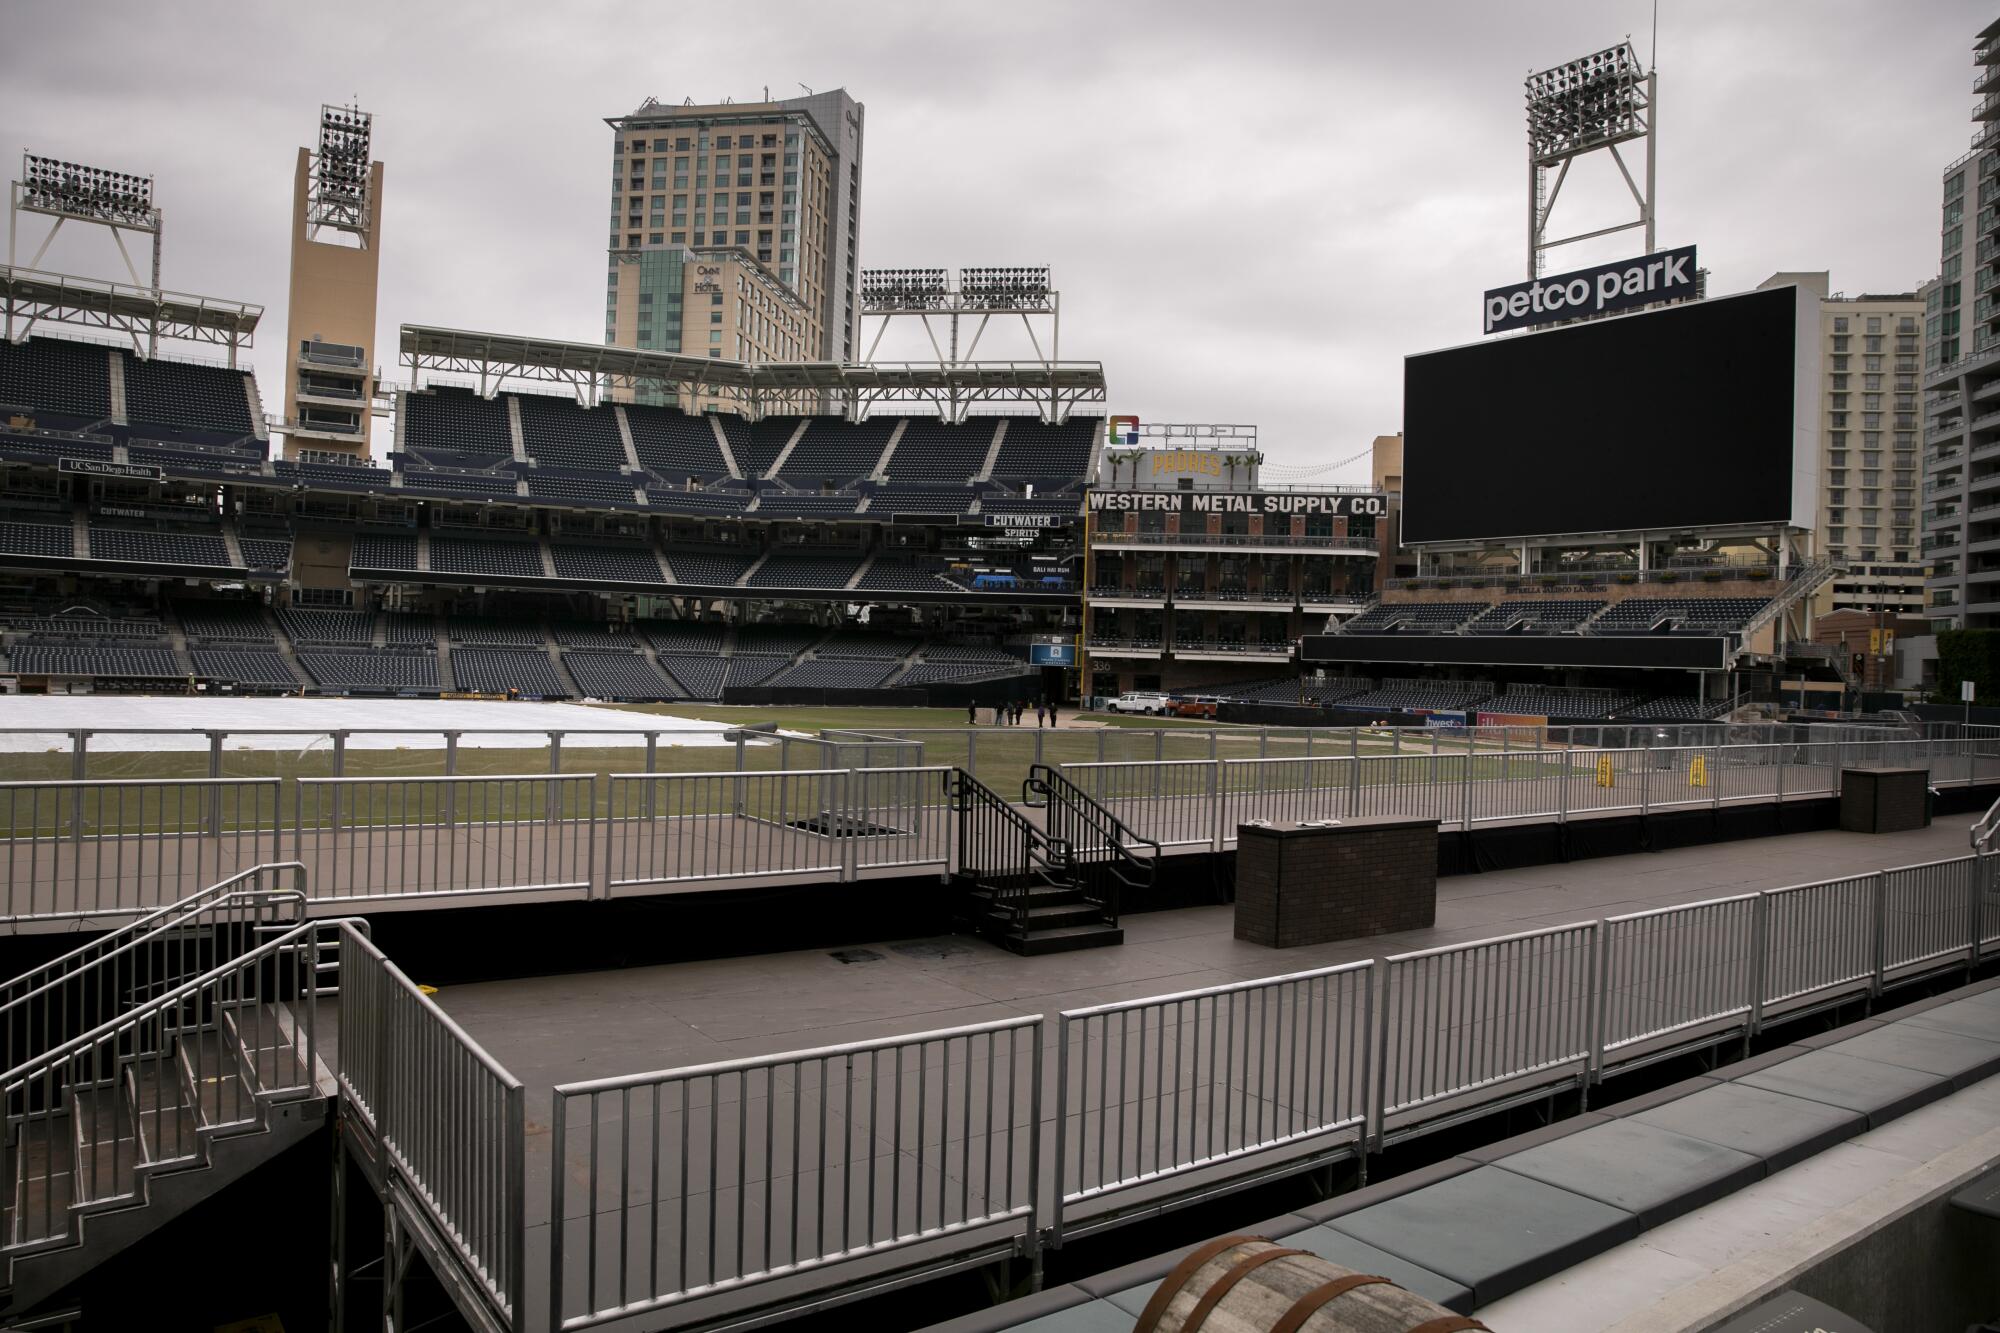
(307, 103), (374, 241)
(857, 266), (1060, 418)
(282, 103), (385, 462)
(9, 153), (166, 351)
(1526, 40), (1654, 278)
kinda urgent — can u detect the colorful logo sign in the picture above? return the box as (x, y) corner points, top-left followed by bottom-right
(1108, 415), (1139, 446)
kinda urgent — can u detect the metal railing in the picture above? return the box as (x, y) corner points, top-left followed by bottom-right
(1052, 962), (1371, 1242)
(294, 774), (595, 905)
(0, 777), (283, 923)
(1596, 894), (1756, 1071)
(1025, 763), (1157, 927)
(0, 862), (306, 1070)
(337, 926), (525, 1329)
(1043, 739), (1972, 852)
(1374, 922), (1598, 1143)
(534, 848), (1998, 1329)
(0, 731), (1994, 926)
(548, 1015), (1043, 1331)
(0, 915), (340, 1257)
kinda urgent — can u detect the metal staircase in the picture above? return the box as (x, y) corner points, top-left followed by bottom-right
(0, 865), (350, 1318)
(947, 769), (1126, 954)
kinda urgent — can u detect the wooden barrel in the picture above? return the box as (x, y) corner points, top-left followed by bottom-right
(1133, 1236), (1487, 1333)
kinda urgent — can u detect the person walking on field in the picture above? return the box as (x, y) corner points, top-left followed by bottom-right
(967, 700), (977, 726)
(1036, 700), (1047, 728)
(1049, 699), (1059, 726)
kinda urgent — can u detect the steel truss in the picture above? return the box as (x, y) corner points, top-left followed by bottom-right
(400, 323), (1105, 423)
(0, 265), (261, 364)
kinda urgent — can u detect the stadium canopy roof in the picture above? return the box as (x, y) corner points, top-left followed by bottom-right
(400, 323), (1106, 422)
(1, 266), (261, 363)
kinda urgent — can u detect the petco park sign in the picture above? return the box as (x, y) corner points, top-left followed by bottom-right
(1482, 245), (1697, 335)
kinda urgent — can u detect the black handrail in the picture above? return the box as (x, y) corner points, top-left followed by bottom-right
(1023, 764), (1159, 927)
(947, 769), (1071, 935)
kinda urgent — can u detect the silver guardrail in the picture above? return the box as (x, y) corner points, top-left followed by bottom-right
(1052, 962), (1372, 1243)
(0, 736), (1995, 923)
(0, 916), (344, 1260)
(541, 848), (2000, 1329)
(548, 1014), (1043, 1331)
(337, 924), (525, 1330)
(294, 773), (595, 906)
(0, 777), (283, 923)
(0, 862), (306, 1070)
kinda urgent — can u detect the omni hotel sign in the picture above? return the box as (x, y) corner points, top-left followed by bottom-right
(1088, 490), (1387, 517)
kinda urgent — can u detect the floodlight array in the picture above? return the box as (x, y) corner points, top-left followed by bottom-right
(20, 154), (155, 226)
(315, 104), (372, 208)
(960, 266), (1051, 307)
(1525, 42), (1645, 164)
(860, 267), (949, 309)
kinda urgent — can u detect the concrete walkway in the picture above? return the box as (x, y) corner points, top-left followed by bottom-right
(433, 817), (1977, 1097)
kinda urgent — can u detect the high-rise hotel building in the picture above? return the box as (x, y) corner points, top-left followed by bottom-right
(602, 90), (864, 398)
(1923, 18), (2000, 629)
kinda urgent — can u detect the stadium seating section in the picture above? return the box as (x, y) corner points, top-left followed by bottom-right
(526, 473), (637, 505)
(382, 614), (436, 644)
(0, 521), (74, 559)
(657, 654), (726, 698)
(239, 538), (292, 571)
(775, 657), (897, 689)
(279, 609), (372, 644)
(1624, 696), (1731, 720)
(778, 418), (893, 485)
(665, 549), (755, 587)
(121, 354), (253, 438)
(448, 617), (545, 647)
(865, 489), (977, 516)
(1595, 598), (1769, 633)
(88, 526), (232, 567)
(723, 654), (790, 689)
(430, 535), (545, 580)
(451, 648), (570, 698)
(748, 551), (864, 589)
(515, 394), (625, 471)
(882, 419), (996, 483)
(176, 603), (272, 641)
(718, 416), (793, 478)
(550, 543), (665, 584)
(1464, 600), (1605, 633)
(624, 404), (732, 482)
(641, 622), (726, 656)
(191, 649), (297, 688)
(855, 562), (957, 592)
(732, 624), (821, 657)
(0, 337), (111, 421)
(351, 534), (419, 570)
(988, 416), (1099, 481)
(565, 651), (680, 700)
(298, 650), (439, 691)
(1479, 688), (1642, 719)
(1341, 602), (1489, 633)
(1339, 678), (1495, 712)
(402, 387), (514, 459)
(12, 645), (181, 678)
(550, 623), (642, 650)
(756, 493), (860, 518)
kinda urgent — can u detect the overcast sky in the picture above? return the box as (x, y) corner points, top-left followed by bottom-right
(1, 1), (1987, 480)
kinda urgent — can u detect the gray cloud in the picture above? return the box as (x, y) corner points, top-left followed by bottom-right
(0, 0), (1984, 481)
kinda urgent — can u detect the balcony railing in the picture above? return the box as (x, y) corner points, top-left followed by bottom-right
(1093, 530), (1379, 551)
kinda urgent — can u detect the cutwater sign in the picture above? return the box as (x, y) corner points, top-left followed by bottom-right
(1482, 245), (1697, 335)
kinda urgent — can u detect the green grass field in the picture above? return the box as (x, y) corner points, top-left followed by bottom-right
(0, 702), (1569, 834)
